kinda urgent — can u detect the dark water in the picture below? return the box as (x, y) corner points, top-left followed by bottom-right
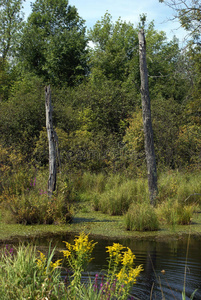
(2, 234), (201, 300)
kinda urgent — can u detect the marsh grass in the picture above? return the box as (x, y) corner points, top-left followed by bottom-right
(73, 170), (200, 229)
(156, 171), (201, 226)
(1, 167), (201, 229)
(0, 243), (67, 300)
(158, 170), (201, 205)
(97, 179), (147, 216)
(125, 202), (159, 231)
(90, 175), (149, 216)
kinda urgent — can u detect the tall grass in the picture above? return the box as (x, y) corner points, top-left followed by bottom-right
(158, 170), (201, 204)
(125, 202), (159, 231)
(0, 244), (67, 300)
(73, 170), (200, 228)
(1, 164), (200, 229)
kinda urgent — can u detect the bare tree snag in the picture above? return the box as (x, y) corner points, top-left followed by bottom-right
(138, 29), (158, 206)
(45, 85), (57, 197)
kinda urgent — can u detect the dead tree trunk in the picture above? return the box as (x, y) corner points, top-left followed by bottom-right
(45, 85), (56, 197)
(138, 29), (158, 206)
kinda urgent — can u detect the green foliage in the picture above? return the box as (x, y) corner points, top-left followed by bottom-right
(125, 202), (159, 231)
(123, 108), (145, 170)
(19, 0), (88, 85)
(88, 13), (138, 83)
(145, 23), (189, 102)
(176, 124), (201, 166)
(0, 234), (143, 299)
(0, 59), (16, 101)
(0, 244), (66, 300)
(0, 74), (45, 156)
(0, 145), (31, 196)
(33, 127), (69, 166)
(152, 96), (182, 168)
(0, 168), (72, 225)
(123, 96), (201, 169)
(0, 0), (24, 61)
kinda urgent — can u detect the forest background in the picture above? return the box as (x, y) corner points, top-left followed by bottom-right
(0, 0), (201, 228)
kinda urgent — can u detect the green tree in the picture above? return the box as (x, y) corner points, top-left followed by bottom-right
(0, 74), (45, 157)
(88, 13), (139, 83)
(0, 0), (24, 62)
(88, 15), (188, 103)
(19, 0), (88, 86)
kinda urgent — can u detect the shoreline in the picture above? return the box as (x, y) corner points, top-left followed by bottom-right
(1, 210), (201, 244)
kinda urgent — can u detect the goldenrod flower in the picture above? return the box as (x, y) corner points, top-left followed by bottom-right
(73, 233), (97, 254)
(50, 259), (62, 270)
(106, 243), (126, 256)
(36, 251), (46, 269)
(116, 264), (143, 285)
(122, 247), (136, 266)
(61, 249), (71, 259)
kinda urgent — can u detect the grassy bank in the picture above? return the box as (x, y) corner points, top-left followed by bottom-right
(1, 169), (201, 242)
(1, 209), (201, 243)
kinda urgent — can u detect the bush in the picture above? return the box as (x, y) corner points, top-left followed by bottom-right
(1, 172), (73, 225)
(125, 203), (159, 231)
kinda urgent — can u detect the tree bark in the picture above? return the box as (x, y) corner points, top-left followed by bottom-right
(138, 29), (158, 206)
(45, 85), (56, 197)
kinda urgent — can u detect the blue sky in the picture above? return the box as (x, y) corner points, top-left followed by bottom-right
(22, 0), (187, 45)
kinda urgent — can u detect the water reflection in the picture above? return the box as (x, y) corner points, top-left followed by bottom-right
(1, 234), (201, 300)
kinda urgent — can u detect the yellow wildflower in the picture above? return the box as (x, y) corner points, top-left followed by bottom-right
(50, 259), (62, 270)
(63, 241), (73, 252)
(36, 251), (46, 269)
(116, 268), (125, 282)
(61, 249), (71, 259)
(116, 264), (143, 285)
(73, 233), (97, 254)
(122, 247), (136, 266)
(106, 243), (126, 256)
(128, 265), (143, 282)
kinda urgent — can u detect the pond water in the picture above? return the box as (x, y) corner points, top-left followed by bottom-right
(2, 233), (201, 300)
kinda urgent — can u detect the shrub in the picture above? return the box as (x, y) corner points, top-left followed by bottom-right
(1, 174), (72, 225)
(125, 203), (159, 231)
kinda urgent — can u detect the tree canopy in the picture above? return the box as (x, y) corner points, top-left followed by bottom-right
(0, 0), (24, 62)
(0, 0), (201, 174)
(19, 0), (88, 86)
